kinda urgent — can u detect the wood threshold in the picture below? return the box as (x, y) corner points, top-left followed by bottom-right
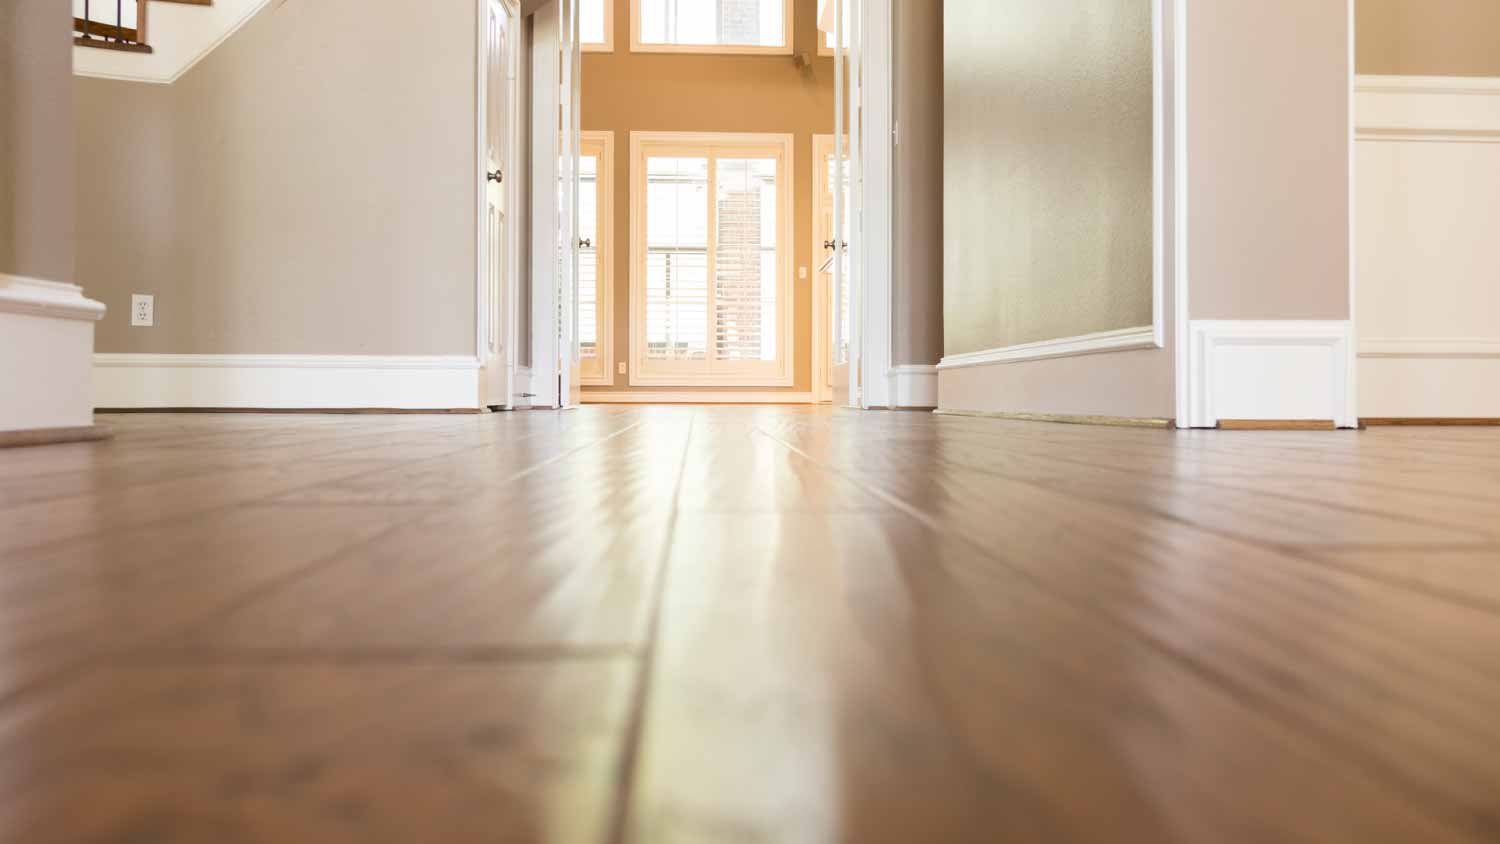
(1218, 419), (1339, 431)
(934, 409), (1175, 429)
(0, 424), (114, 449)
(95, 408), (484, 415)
(1362, 418), (1500, 427)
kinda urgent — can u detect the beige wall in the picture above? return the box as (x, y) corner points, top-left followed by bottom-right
(1189, 0), (1350, 321)
(580, 0), (835, 394)
(893, 0), (943, 367)
(944, 0), (1155, 358)
(3, 0), (76, 283)
(77, 0), (477, 356)
(1358, 0), (1500, 77)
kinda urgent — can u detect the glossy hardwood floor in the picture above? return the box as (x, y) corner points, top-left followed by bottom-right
(2, 407), (1499, 843)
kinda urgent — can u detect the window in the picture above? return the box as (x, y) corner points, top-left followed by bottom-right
(579, 131), (615, 385)
(817, 1), (849, 57)
(630, 132), (795, 386)
(582, 0), (613, 52)
(631, 0), (793, 55)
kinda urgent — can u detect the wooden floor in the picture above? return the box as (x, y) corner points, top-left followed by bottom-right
(2, 407), (1499, 842)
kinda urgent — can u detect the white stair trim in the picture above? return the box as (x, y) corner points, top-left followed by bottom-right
(1186, 320), (1356, 429)
(74, 0), (277, 85)
(1, 275), (107, 434)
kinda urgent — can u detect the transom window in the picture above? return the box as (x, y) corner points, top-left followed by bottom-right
(631, 0), (793, 55)
(630, 132), (794, 387)
(582, 0), (613, 52)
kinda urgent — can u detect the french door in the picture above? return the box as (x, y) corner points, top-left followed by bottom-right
(821, 0), (862, 407)
(481, 0), (518, 409)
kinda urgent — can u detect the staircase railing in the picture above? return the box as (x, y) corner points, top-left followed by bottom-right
(74, 0), (152, 54)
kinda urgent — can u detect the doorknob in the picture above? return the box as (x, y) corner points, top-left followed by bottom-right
(488, 170), (504, 183)
(823, 240), (847, 250)
(579, 238), (593, 249)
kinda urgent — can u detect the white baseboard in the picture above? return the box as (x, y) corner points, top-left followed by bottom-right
(1186, 320), (1356, 428)
(581, 391), (813, 404)
(938, 325), (1159, 371)
(1, 275), (106, 434)
(93, 354), (483, 410)
(889, 365), (938, 408)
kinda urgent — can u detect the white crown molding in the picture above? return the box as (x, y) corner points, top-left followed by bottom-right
(938, 326), (1158, 371)
(93, 354), (483, 410)
(0, 275), (107, 322)
(581, 392), (814, 405)
(1360, 338), (1500, 358)
(1186, 321), (1356, 429)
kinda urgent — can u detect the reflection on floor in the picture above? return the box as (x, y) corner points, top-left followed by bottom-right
(1, 407), (1498, 842)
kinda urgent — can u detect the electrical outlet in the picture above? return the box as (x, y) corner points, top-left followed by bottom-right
(131, 294), (154, 327)
(618, 362), (627, 375)
(799, 266), (808, 280)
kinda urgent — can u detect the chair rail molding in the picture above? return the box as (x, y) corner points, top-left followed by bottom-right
(1186, 320), (1356, 429)
(93, 354), (485, 410)
(1, 275), (108, 435)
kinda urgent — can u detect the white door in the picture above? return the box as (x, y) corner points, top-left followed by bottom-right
(822, 0), (862, 408)
(813, 134), (849, 404)
(482, 0), (517, 409)
(557, 0), (584, 408)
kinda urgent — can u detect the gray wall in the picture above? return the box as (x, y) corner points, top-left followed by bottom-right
(77, 0), (477, 356)
(1358, 0), (1500, 77)
(1189, 0), (1350, 321)
(2, 0), (76, 283)
(892, 0), (942, 367)
(944, 0), (1155, 358)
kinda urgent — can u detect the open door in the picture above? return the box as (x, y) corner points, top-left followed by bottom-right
(821, 0), (862, 408)
(529, 0), (583, 409)
(481, 0), (519, 410)
(556, 0), (584, 408)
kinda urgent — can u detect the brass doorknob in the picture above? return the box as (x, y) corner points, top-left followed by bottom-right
(488, 170), (504, 183)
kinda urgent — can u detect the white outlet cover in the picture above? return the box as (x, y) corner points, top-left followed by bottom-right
(618, 362), (627, 375)
(131, 294), (154, 327)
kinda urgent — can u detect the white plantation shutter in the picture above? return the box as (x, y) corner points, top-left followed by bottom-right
(645, 157), (710, 361)
(578, 153), (600, 360)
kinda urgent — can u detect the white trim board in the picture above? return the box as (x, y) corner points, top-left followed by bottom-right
(93, 354), (484, 410)
(2, 276), (106, 433)
(1186, 321), (1356, 429)
(1356, 74), (1500, 143)
(73, 0), (277, 85)
(581, 392), (814, 405)
(888, 365), (937, 409)
(938, 326), (1157, 371)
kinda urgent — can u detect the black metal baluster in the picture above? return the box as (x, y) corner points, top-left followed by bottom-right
(116, 0), (123, 44)
(82, 0), (92, 41)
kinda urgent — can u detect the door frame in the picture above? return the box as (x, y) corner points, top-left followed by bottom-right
(476, 0), (522, 409)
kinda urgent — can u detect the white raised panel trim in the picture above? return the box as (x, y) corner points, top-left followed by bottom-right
(1356, 74), (1500, 143)
(73, 0), (278, 85)
(938, 326), (1158, 371)
(1187, 321), (1356, 429)
(0, 275), (107, 322)
(1360, 338), (1500, 358)
(888, 365), (937, 409)
(1, 276), (106, 434)
(93, 354), (483, 410)
(581, 391), (813, 404)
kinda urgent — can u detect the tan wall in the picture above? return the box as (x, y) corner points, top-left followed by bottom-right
(1189, 0), (1350, 321)
(893, 0), (942, 367)
(1358, 0), (1500, 77)
(939, 0), (1174, 420)
(944, 0), (1155, 358)
(3, 0), (76, 283)
(580, 0), (835, 393)
(77, 0), (477, 356)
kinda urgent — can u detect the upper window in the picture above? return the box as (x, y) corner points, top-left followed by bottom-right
(582, 0), (613, 53)
(631, 0), (793, 55)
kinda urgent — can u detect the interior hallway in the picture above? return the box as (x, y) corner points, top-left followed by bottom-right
(2, 408), (1500, 842)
